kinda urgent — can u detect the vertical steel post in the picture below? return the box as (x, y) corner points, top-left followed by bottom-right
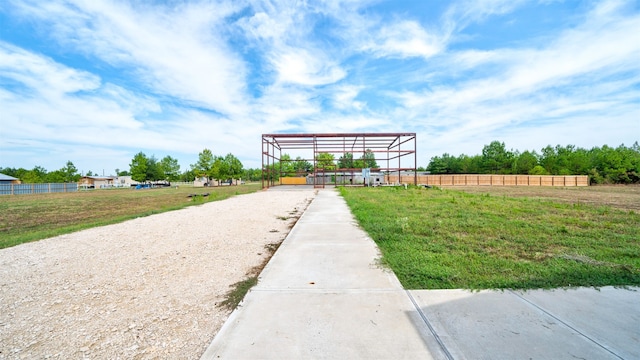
(414, 135), (417, 185)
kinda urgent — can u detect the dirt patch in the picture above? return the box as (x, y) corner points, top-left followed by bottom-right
(449, 185), (640, 212)
(0, 189), (315, 359)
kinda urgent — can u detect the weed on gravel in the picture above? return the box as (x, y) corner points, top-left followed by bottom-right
(219, 241), (283, 311)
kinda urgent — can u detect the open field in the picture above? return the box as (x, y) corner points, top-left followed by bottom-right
(339, 185), (640, 289)
(450, 184), (640, 212)
(0, 183), (261, 249)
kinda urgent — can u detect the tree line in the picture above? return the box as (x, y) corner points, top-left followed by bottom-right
(1, 161), (81, 183)
(0, 149), (249, 184)
(425, 141), (640, 184)
(128, 153), (181, 182)
(189, 149), (244, 185)
(9, 142), (635, 185)
(261, 150), (380, 180)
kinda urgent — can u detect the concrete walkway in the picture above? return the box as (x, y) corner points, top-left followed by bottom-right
(201, 189), (639, 359)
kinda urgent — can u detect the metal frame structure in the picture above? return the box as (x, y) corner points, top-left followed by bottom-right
(262, 133), (417, 188)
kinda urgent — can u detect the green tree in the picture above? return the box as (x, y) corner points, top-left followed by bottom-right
(421, 141), (640, 183)
(512, 151), (538, 175)
(427, 153), (460, 174)
(622, 142), (640, 182)
(338, 152), (354, 169)
(528, 165), (549, 175)
(244, 168), (262, 182)
(192, 148), (215, 178)
(279, 154), (295, 177)
(180, 168), (196, 182)
(224, 153), (244, 182)
(209, 156), (227, 184)
(263, 162), (281, 181)
(482, 141), (514, 174)
(45, 170), (66, 183)
(293, 156), (312, 175)
(567, 147), (591, 175)
(459, 154), (483, 174)
(539, 145), (558, 175)
(60, 161), (79, 182)
(590, 144), (639, 183)
(146, 155), (163, 181)
(22, 166), (47, 183)
(130, 152), (149, 182)
(0, 167), (28, 181)
(361, 149), (378, 168)
(316, 152), (336, 171)
(0, 167), (14, 178)
(159, 155), (180, 181)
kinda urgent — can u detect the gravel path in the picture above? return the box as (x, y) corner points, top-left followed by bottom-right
(0, 189), (316, 359)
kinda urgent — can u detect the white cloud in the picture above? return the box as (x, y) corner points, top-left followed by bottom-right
(238, 2), (347, 87)
(254, 84), (321, 130)
(297, 114), (391, 134)
(332, 85), (365, 110)
(272, 49), (346, 86)
(363, 20), (445, 59)
(395, 0), (640, 133)
(0, 43), (202, 173)
(443, 0), (527, 32)
(0, 42), (149, 129)
(0, 42), (100, 96)
(8, 0), (249, 116)
(239, 10), (291, 40)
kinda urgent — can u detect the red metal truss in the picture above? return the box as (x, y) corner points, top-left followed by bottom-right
(262, 133), (417, 188)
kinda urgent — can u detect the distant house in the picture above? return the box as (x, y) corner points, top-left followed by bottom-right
(114, 176), (139, 188)
(78, 176), (116, 189)
(0, 173), (21, 184)
(194, 176), (209, 187)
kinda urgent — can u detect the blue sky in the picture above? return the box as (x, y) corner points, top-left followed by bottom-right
(1, 0), (639, 175)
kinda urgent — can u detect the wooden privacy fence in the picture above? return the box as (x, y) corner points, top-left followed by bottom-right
(280, 177), (308, 185)
(386, 174), (589, 187)
(0, 183), (79, 195)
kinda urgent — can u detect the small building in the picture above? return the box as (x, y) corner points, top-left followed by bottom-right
(114, 176), (139, 188)
(0, 173), (21, 184)
(308, 171), (386, 186)
(78, 176), (116, 189)
(194, 176), (209, 187)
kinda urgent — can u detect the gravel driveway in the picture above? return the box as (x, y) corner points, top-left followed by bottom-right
(0, 189), (316, 359)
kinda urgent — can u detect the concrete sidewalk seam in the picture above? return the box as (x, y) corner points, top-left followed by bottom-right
(508, 290), (625, 360)
(251, 288), (403, 293)
(406, 290), (454, 360)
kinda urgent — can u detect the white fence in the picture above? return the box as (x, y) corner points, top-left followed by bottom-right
(0, 183), (78, 195)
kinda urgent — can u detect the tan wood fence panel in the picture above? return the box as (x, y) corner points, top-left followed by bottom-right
(385, 174), (589, 187)
(280, 177), (308, 185)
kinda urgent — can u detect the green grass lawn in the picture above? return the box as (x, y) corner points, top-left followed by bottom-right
(0, 183), (261, 249)
(339, 186), (640, 289)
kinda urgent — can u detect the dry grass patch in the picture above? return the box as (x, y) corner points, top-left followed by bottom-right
(0, 184), (261, 249)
